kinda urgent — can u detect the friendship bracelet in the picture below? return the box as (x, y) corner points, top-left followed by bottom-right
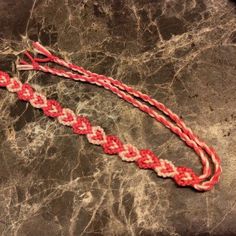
(0, 42), (222, 191)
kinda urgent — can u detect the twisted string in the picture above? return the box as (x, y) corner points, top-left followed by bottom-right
(13, 42), (222, 191)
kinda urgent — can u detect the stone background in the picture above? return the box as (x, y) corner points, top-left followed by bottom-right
(0, 0), (236, 235)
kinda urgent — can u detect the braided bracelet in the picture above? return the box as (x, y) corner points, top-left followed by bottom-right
(0, 42), (222, 191)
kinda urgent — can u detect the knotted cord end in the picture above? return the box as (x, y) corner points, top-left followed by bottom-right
(32, 41), (53, 57)
(16, 51), (40, 71)
(32, 41), (57, 63)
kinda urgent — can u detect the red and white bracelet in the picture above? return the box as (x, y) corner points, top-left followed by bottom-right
(0, 42), (222, 191)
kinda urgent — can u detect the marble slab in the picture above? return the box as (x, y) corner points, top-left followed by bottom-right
(0, 0), (236, 235)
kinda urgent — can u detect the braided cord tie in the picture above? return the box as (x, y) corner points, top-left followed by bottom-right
(2, 41), (220, 191)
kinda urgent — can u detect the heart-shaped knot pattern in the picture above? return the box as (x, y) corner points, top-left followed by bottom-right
(119, 144), (140, 162)
(58, 108), (77, 126)
(102, 135), (124, 154)
(87, 126), (106, 145)
(174, 167), (201, 186)
(6, 78), (22, 92)
(17, 84), (34, 101)
(0, 72), (10, 87)
(136, 149), (160, 169)
(72, 116), (92, 134)
(154, 160), (177, 178)
(30, 92), (47, 108)
(42, 99), (62, 117)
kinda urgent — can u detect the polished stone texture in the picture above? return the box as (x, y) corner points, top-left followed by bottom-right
(0, 0), (236, 235)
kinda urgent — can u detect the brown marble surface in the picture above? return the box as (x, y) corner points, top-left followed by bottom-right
(0, 0), (236, 235)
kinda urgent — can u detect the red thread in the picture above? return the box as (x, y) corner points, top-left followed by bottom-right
(17, 84), (34, 101)
(174, 167), (201, 187)
(0, 71), (10, 87)
(58, 108), (77, 126)
(0, 41), (221, 191)
(102, 135), (124, 154)
(72, 116), (92, 134)
(42, 99), (63, 117)
(118, 144), (140, 162)
(136, 149), (160, 169)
